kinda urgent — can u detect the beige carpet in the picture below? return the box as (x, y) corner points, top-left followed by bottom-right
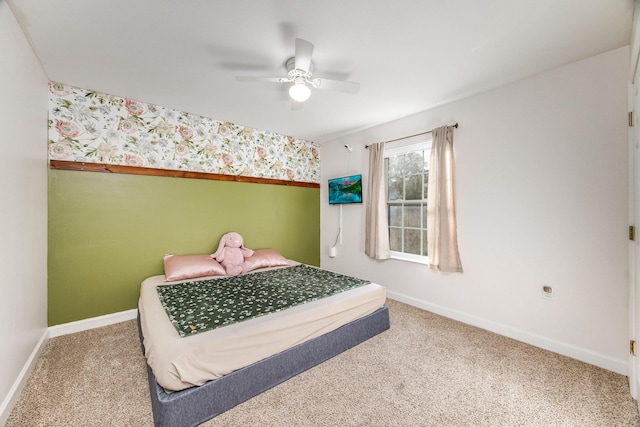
(7, 299), (640, 426)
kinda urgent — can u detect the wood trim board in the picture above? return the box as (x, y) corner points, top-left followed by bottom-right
(49, 160), (320, 188)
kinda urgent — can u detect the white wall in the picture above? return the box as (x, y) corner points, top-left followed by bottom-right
(0, 1), (49, 422)
(321, 47), (630, 374)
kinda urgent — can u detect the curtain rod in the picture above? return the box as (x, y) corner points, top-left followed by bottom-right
(365, 123), (458, 149)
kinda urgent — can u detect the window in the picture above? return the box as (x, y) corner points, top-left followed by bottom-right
(385, 138), (431, 263)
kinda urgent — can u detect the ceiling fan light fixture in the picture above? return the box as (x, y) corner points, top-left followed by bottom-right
(289, 81), (311, 102)
(236, 38), (360, 103)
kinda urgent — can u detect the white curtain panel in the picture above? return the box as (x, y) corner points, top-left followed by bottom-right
(365, 142), (390, 259)
(427, 125), (463, 272)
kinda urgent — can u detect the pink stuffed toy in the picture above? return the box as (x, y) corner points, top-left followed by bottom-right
(211, 232), (254, 276)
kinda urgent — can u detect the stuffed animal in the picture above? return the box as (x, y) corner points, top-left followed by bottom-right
(211, 232), (254, 276)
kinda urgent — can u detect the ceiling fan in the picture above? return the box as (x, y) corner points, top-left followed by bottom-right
(236, 38), (360, 103)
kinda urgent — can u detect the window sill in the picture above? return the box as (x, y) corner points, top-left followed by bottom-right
(389, 251), (430, 265)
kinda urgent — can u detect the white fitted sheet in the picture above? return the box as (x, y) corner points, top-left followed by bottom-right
(138, 263), (386, 391)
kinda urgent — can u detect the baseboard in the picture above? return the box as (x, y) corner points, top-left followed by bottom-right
(0, 329), (49, 426)
(48, 308), (138, 338)
(386, 291), (628, 376)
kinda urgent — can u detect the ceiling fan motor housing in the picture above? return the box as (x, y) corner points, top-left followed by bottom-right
(236, 39), (358, 96)
(286, 57), (313, 81)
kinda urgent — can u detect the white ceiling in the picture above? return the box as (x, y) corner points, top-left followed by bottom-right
(8, 0), (635, 143)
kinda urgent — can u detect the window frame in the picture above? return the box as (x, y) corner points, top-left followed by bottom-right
(384, 136), (432, 264)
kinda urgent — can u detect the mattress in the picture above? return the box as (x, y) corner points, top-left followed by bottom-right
(138, 263), (387, 391)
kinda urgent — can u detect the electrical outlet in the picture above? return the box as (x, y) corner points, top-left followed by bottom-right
(542, 285), (554, 300)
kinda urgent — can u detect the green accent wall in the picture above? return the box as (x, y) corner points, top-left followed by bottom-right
(48, 169), (320, 326)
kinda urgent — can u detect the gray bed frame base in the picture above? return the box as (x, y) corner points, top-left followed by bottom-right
(138, 304), (390, 427)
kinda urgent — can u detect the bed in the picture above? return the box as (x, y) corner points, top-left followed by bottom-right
(137, 260), (390, 427)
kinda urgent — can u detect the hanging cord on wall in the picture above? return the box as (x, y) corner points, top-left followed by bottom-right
(331, 227), (341, 249)
(331, 204), (343, 249)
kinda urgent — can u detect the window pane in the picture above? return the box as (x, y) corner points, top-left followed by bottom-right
(422, 203), (428, 226)
(405, 175), (422, 200)
(403, 151), (424, 175)
(404, 205), (420, 228)
(388, 155), (403, 177)
(423, 173), (428, 199)
(389, 227), (402, 251)
(389, 205), (402, 227)
(404, 229), (421, 255)
(423, 229), (428, 256)
(388, 177), (403, 201)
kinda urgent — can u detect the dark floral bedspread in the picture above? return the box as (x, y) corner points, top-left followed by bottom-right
(156, 264), (369, 337)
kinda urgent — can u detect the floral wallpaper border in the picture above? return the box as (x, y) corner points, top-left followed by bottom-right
(47, 82), (320, 184)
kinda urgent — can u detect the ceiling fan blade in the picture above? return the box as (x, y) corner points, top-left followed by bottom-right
(294, 38), (314, 72)
(312, 78), (360, 94)
(236, 76), (289, 83)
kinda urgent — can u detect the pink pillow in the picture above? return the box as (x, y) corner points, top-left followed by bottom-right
(163, 254), (226, 281)
(242, 248), (289, 273)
